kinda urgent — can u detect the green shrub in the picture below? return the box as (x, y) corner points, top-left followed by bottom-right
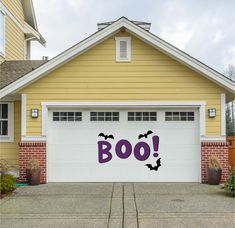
(224, 168), (235, 196)
(0, 174), (16, 194)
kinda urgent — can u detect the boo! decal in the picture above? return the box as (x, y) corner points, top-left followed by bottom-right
(97, 130), (162, 171)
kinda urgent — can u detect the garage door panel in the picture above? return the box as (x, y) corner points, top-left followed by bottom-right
(47, 109), (200, 182)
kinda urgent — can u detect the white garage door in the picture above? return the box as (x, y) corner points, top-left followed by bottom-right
(47, 109), (200, 182)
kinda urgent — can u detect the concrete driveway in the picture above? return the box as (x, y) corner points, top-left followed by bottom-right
(0, 183), (234, 228)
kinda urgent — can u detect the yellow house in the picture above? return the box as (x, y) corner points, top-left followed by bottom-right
(0, 16), (235, 183)
(0, 0), (45, 62)
(0, 0), (45, 171)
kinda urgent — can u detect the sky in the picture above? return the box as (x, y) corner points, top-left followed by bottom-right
(31, 0), (235, 76)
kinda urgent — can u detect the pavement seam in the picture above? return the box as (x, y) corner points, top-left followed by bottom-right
(133, 184), (140, 228)
(107, 183), (114, 228)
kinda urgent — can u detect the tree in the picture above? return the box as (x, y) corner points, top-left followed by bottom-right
(225, 64), (235, 81)
(224, 65), (235, 136)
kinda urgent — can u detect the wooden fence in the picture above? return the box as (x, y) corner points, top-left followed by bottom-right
(227, 136), (235, 168)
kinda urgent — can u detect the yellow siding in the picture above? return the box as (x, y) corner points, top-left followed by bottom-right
(1, 1), (25, 61)
(2, 0), (25, 25)
(21, 32), (226, 136)
(4, 15), (25, 60)
(0, 101), (21, 168)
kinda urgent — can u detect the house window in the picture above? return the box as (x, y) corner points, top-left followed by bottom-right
(53, 112), (82, 121)
(115, 37), (131, 62)
(90, 112), (119, 121)
(165, 112), (195, 121)
(0, 10), (5, 56)
(0, 103), (14, 142)
(128, 112), (157, 121)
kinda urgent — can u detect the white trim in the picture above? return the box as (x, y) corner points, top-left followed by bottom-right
(0, 17), (234, 99)
(21, 136), (46, 141)
(0, 102), (14, 142)
(0, 9), (5, 57)
(21, 94), (26, 137)
(42, 104), (47, 136)
(41, 101), (207, 108)
(24, 22), (41, 41)
(40, 101), (206, 138)
(220, 93), (226, 136)
(115, 37), (131, 62)
(199, 104), (206, 136)
(0, 2), (45, 45)
(200, 136), (226, 141)
(0, 2), (25, 32)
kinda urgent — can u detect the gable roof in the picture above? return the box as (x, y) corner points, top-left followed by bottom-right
(0, 17), (234, 99)
(0, 60), (47, 89)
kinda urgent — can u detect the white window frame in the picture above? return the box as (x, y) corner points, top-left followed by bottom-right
(0, 9), (5, 57)
(0, 102), (14, 142)
(115, 37), (131, 62)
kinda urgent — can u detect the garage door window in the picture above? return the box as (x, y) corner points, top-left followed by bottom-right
(53, 112), (82, 121)
(165, 112), (194, 121)
(90, 112), (119, 121)
(128, 112), (157, 121)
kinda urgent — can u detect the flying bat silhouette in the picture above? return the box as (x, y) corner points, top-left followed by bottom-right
(138, 130), (153, 140)
(145, 158), (161, 171)
(98, 133), (114, 140)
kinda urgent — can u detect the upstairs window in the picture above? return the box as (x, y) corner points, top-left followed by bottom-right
(0, 10), (5, 56)
(0, 103), (14, 142)
(115, 37), (131, 62)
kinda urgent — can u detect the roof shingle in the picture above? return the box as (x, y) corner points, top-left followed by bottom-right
(0, 60), (47, 89)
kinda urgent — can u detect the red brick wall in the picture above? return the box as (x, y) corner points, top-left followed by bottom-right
(18, 141), (228, 184)
(19, 142), (46, 184)
(201, 141), (229, 183)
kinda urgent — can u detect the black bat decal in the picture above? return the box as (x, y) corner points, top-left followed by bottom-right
(138, 130), (153, 140)
(98, 133), (114, 140)
(145, 158), (161, 171)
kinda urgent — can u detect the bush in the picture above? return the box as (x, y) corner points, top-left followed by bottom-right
(224, 168), (235, 196)
(0, 174), (16, 194)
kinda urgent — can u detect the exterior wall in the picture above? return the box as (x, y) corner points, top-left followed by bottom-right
(201, 141), (229, 183)
(0, 101), (21, 168)
(20, 32), (226, 137)
(2, 0), (25, 23)
(19, 141), (46, 183)
(1, 1), (25, 61)
(4, 16), (25, 60)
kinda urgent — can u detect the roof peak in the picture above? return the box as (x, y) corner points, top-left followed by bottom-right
(97, 18), (151, 31)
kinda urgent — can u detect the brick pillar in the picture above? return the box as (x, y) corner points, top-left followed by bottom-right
(19, 142), (46, 184)
(201, 141), (229, 183)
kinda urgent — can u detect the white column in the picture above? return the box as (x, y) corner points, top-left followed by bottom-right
(221, 93), (226, 136)
(21, 94), (26, 137)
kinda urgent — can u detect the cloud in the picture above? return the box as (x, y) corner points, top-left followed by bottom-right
(31, 0), (235, 74)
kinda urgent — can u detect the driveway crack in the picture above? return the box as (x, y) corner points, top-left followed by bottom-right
(107, 183), (114, 228)
(122, 184), (125, 228)
(133, 184), (140, 228)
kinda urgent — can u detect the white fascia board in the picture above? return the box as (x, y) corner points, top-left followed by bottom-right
(0, 17), (234, 99)
(28, 0), (38, 31)
(24, 22), (40, 40)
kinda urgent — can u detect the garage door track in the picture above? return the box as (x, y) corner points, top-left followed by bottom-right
(0, 183), (234, 228)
